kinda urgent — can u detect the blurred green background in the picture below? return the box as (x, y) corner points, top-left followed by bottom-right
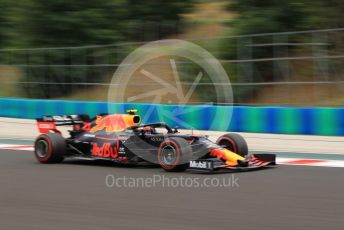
(0, 0), (343, 106)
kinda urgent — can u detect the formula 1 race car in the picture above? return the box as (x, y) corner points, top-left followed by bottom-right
(34, 110), (276, 172)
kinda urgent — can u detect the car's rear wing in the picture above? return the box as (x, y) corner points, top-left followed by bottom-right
(36, 115), (90, 133)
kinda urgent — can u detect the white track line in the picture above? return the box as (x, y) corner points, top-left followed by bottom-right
(0, 144), (34, 151)
(277, 157), (344, 168)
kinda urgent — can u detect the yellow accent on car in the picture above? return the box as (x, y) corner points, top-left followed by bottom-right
(210, 148), (245, 166)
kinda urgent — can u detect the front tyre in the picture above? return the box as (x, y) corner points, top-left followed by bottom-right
(216, 133), (248, 157)
(34, 133), (66, 163)
(157, 137), (192, 172)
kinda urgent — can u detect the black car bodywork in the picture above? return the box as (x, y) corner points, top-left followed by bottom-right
(34, 111), (276, 172)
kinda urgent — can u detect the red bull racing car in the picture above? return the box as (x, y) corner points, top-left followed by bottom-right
(34, 110), (276, 172)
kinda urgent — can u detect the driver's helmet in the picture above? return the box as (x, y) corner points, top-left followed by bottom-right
(143, 126), (153, 134)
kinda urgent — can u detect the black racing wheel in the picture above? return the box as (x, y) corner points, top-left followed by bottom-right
(157, 137), (192, 172)
(34, 133), (66, 163)
(216, 133), (248, 157)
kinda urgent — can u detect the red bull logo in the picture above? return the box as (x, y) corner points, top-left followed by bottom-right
(90, 114), (141, 133)
(91, 142), (119, 159)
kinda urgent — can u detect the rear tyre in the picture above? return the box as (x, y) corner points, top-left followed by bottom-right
(157, 137), (192, 172)
(34, 133), (66, 163)
(216, 133), (248, 157)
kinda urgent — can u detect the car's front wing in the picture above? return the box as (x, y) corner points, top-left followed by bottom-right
(188, 154), (276, 172)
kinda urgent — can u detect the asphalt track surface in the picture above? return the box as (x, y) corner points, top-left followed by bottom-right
(0, 149), (343, 230)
